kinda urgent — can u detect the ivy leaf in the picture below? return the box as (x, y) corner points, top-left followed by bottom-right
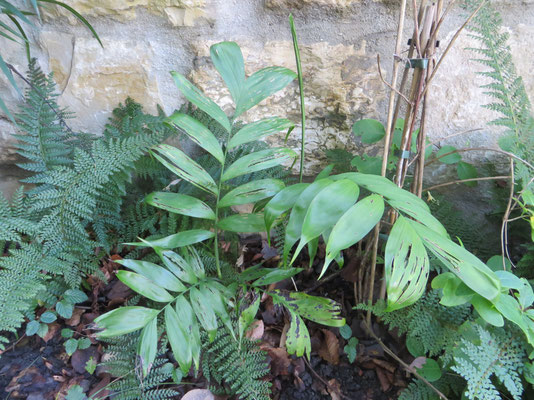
(78, 338), (91, 350)
(457, 161), (478, 186)
(65, 338), (78, 356)
(436, 145), (461, 164)
(26, 320), (40, 336)
(64, 289), (88, 304)
(40, 311), (57, 323)
(352, 119), (386, 144)
(56, 300), (74, 319)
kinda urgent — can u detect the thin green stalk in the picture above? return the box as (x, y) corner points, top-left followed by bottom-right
(289, 14), (306, 183)
(213, 122), (234, 278)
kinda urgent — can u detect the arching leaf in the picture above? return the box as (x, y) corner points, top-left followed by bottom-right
(151, 144), (218, 195)
(222, 148), (296, 182)
(385, 216), (429, 311)
(219, 179), (285, 208)
(165, 306), (192, 375)
(292, 179), (359, 264)
(235, 67), (297, 117)
(264, 183), (308, 242)
(170, 72), (231, 132)
(228, 117), (294, 149)
(166, 113), (224, 163)
(117, 259), (186, 293)
(126, 230), (214, 250)
(138, 316), (158, 377)
(210, 41), (245, 106)
(116, 271), (174, 302)
(94, 307), (159, 337)
(145, 191), (215, 220)
(322, 194), (384, 278)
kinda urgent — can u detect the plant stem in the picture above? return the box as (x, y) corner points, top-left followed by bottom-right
(366, 0), (408, 327)
(423, 175), (510, 192)
(290, 14), (306, 183)
(213, 122), (234, 279)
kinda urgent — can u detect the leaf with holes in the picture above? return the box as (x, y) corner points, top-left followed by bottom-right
(219, 179), (285, 208)
(151, 144), (218, 195)
(170, 72), (231, 132)
(167, 113), (224, 163)
(385, 216), (429, 311)
(222, 148), (296, 182)
(161, 250), (198, 284)
(409, 220), (501, 301)
(322, 194), (384, 278)
(229, 117), (294, 149)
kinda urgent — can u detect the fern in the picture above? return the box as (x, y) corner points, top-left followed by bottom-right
(0, 74), (168, 345)
(101, 333), (178, 400)
(465, 0), (534, 191)
(14, 59), (74, 177)
(202, 326), (271, 400)
(453, 324), (527, 400)
(399, 375), (465, 400)
(358, 291), (471, 361)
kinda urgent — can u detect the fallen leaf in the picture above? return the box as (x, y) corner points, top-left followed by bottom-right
(71, 346), (99, 375)
(88, 373), (111, 399)
(327, 378), (342, 400)
(66, 308), (85, 326)
(43, 322), (60, 342)
(318, 329), (340, 365)
(182, 389), (215, 400)
(372, 358), (396, 373)
(106, 280), (132, 301)
(375, 367), (392, 392)
(245, 320), (264, 341)
(261, 345), (291, 376)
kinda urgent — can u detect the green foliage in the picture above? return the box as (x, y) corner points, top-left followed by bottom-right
(202, 326), (271, 400)
(465, 0), (534, 229)
(100, 333), (179, 400)
(142, 41), (297, 277)
(0, 64), (168, 346)
(453, 324), (527, 400)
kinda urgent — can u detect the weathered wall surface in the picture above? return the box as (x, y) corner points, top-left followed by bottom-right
(0, 0), (533, 197)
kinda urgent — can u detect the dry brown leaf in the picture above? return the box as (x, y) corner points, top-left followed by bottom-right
(375, 367), (393, 392)
(409, 356), (427, 370)
(245, 320), (264, 341)
(43, 322), (60, 342)
(327, 378), (342, 400)
(65, 308), (85, 326)
(261, 345), (291, 376)
(372, 358), (396, 373)
(318, 329), (340, 365)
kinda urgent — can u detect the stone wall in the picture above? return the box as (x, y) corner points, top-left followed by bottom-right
(0, 0), (533, 197)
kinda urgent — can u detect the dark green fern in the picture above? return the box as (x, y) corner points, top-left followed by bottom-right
(201, 326), (271, 400)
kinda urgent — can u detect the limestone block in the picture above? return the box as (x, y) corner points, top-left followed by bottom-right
(39, 32), (75, 92)
(0, 37), (29, 117)
(0, 119), (18, 165)
(42, 0), (147, 22)
(43, 0), (206, 26)
(190, 40), (385, 174)
(266, 0), (360, 8)
(426, 27), (534, 161)
(57, 38), (162, 132)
